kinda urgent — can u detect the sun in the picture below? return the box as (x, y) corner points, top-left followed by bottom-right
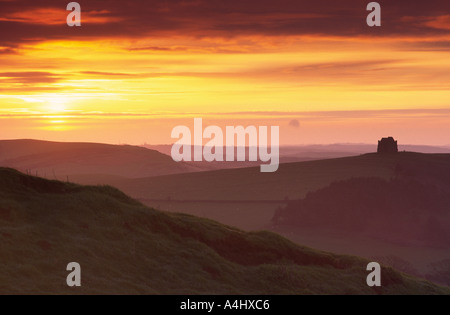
(48, 103), (66, 112)
(46, 95), (68, 113)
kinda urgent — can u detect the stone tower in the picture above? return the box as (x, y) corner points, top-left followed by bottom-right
(377, 137), (398, 153)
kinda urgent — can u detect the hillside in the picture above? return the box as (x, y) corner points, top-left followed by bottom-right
(145, 144), (450, 167)
(103, 153), (450, 223)
(0, 139), (201, 180)
(272, 177), (450, 248)
(93, 152), (450, 285)
(107, 153), (401, 202)
(0, 167), (447, 294)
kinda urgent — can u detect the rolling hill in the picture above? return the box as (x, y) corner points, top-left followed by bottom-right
(0, 167), (447, 294)
(272, 177), (450, 248)
(87, 152), (450, 284)
(101, 152), (450, 221)
(0, 139), (201, 180)
(145, 143), (450, 166)
(104, 153), (398, 202)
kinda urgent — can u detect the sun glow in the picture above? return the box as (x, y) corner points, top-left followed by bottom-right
(47, 96), (67, 113)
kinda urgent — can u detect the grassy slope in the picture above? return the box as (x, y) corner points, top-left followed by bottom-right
(0, 168), (448, 295)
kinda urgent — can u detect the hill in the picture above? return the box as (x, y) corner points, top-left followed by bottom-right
(104, 152), (450, 221)
(145, 144), (450, 168)
(93, 152), (450, 284)
(0, 139), (201, 180)
(0, 167), (447, 294)
(106, 153), (400, 202)
(272, 177), (450, 248)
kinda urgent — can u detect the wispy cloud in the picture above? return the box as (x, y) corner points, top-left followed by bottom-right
(0, 71), (64, 84)
(2, 108), (450, 119)
(0, 8), (121, 25)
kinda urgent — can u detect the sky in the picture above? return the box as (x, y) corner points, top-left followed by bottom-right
(0, 0), (449, 145)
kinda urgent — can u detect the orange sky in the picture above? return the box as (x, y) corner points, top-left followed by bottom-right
(1, 0), (449, 145)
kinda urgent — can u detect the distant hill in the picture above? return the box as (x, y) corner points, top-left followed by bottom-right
(272, 177), (450, 248)
(0, 139), (202, 180)
(106, 152), (437, 202)
(74, 152), (449, 231)
(144, 144), (450, 170)
(0, 167), (447, 294)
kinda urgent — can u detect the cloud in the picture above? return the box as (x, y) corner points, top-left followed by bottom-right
(0, 47), (17, 54)
(2, 108), (450, 120)
(0, 7), (121, 26)
(0, 71), (64, 84)
(0, 0), (449, 49)
(0, 71), (66, 93)
(79, 71), (137, 77)
(127, 46), (188, 52)
(401, 40), (450, 51)
(197, 109), (450, 120)
(424, 15), (450, 31)
(0, 86), (62, 93)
